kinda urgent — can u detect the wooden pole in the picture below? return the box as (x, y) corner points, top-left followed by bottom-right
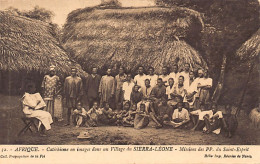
(212, 53), (227, 103)
(235, 61), (255, 117)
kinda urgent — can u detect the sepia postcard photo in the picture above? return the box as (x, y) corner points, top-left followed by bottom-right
(0, 0), (259, 163)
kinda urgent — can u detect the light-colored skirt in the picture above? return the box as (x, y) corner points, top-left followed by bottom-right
(54, 95), (63, 120)
(23, 108), (53, 130)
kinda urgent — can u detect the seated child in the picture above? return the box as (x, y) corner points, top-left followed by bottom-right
(130, 85), (143, 105)
(222, 104), (238, 138)
(122, 103), (137, 127)
(154, 99), (173, 126)
(86, 101), (100, 127)
(164, 102), (190, 128)
(202, 103), (224, 134)
(190, 103), (210, 131)
(137, 99), (163, 128)
(134, 103), (150, 129)
(98, 102), (117, 125)
(167, 95), (182, 110)
(72, 102), (87, 128)
(115, 101), (131, 125)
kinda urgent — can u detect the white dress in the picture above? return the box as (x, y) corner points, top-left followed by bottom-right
(22, 93), (53, 130)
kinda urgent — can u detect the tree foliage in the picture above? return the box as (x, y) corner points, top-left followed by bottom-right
(6, 6), (54, 23)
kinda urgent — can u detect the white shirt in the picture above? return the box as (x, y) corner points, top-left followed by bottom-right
(169, 72), (180, 84)
(197, 77), (213, 87)
(172, 108), (190, 121)
(186, 78), (199, 93)
(122, 81), (135, 101)
(166, 85), (175, 99)
(134, 74), (147, 89)
(159, 74), (170, 86)
(146, 74), (158, 88)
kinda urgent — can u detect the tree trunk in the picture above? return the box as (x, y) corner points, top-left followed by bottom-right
(211, 53), (227, 103)
(235, 61), (255, 117)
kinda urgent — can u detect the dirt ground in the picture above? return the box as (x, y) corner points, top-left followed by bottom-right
(0, 94), (259, 145)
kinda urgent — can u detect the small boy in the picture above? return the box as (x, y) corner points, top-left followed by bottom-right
(190, 103), (209, 131)
(72, 102), (87, 128)
(115, 101), (131, 125)
(165, 102), (190, 128)
(130, 85), (143, 105)
(222, 104), (238, 138)
(122, 103), (137, 127)
(134, 103), (150, 129)
(203, 103), (224, 134)
(86, 101), (100, 127)
(98, 102), (117, 125)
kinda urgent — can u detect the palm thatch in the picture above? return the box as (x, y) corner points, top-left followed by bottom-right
(0, 11), (87, 77)
(62, 6), (207, 73)
(236, 28), (260, 61)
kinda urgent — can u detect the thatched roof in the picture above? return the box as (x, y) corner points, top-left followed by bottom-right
(0, 11), (87, 77)
(62, 6), (207, 73)
(236, 28), (260, 61)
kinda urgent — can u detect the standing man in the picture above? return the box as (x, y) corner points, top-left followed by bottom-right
(183, 71), (199, 110)
(41, 66), (61, 118)
(179, 63), (190, 88)
(169, 64), (180, 83)
(146, 67), (158, 88)
(115, 66), (126, 110)
(99, 68), (115, 109)
(159, 66), (170, 87)
(122, 73), (135, 103)
(134, 66), (147, 91)
(85, 67), (101, 109)
(64, 67), (83, 126)
(197, 69), (212, 109)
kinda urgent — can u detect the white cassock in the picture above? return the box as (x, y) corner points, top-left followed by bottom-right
(22, 92), (53, 130)
(183, 78), (199, 106)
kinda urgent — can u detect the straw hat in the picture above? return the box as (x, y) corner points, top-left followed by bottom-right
(77, 131), (92, 139)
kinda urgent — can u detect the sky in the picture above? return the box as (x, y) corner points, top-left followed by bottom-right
(0, 0), (156, 26)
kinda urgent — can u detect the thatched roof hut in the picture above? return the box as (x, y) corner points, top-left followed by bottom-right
(236, 28), (260, 61)
(0, 11), (87, 77)
(62, 6), (207, 73)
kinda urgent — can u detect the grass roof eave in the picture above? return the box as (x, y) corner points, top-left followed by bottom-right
(0, 11), (88, 78)
(63, 6), (207, 73)
(236, 28), (260, 61)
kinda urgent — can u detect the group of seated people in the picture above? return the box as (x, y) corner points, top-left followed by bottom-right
(71, 71), (237, 137)
(21, 63), (237, 138)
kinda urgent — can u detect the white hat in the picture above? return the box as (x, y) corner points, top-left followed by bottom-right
(77, 131), (92, 139)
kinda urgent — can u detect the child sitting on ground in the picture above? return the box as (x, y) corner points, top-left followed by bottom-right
(203, 103), (224, 134)
(115, 101), (131, 125)
(164, 102), (190, 129)
(86, 101), (100, 127)
(130, 85), (143, 105)
(134, 103), (150, 129)
(122, 103), (137, 127)
(98, 102), (117, 125)
(72, 102), (87, 128)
